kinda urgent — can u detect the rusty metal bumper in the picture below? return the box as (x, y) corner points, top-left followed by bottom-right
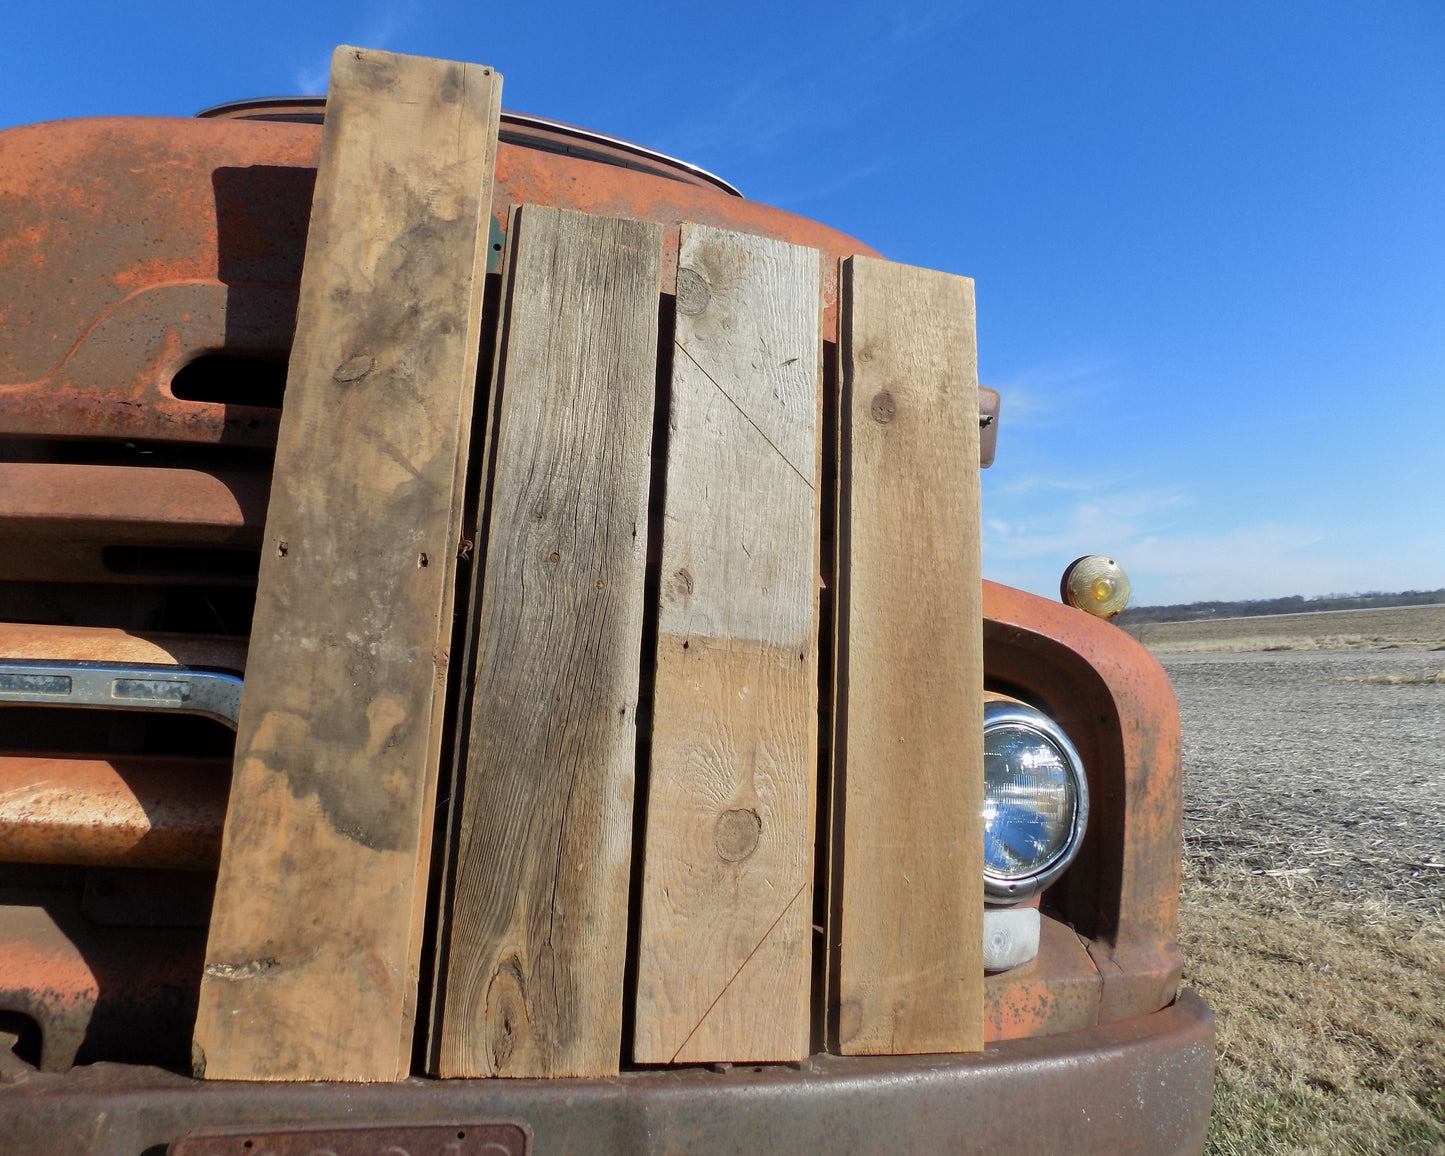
(0, 990), (1213, 1156)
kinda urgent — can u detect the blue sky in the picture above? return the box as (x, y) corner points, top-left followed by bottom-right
(5, 2), (1442, 604)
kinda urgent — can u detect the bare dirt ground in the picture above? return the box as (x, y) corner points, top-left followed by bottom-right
(1162, 646), (1445, 1153)
(1170, 649), (1445, 910)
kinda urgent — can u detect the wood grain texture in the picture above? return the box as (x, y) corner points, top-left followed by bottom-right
(424, 201), (518, 1072)
(436, 206), (662, 1078)
(633, 224), (821, 1064)
(835, 254), (984, 1055)
(192, 46), (501, 1082)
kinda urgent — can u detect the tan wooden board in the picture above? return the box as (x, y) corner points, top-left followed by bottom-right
(435, 206), (662, 1078)
(834, 254), (984, 1055)
(633, 224), (821, 1064)
(192, 46), (501, 1082)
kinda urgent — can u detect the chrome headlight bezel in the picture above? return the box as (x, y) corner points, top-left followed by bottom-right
(982, 700), (1090, 904)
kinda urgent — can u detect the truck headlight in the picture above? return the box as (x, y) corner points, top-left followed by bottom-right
(983, 700), (1089, 903)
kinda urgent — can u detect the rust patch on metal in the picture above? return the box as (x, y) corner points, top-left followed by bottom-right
(983, 580), (1185, 1027)
(0, 623), (247, 672)
(0, 464), (269, 544)
(0, 755), (228, 870)
(0, 897), (205, 1072)
(983, 913), (1101, 1042)
(0, 117), (880, 451)
(0, 119), (314, 447)
(0, 994), (1214, 1155)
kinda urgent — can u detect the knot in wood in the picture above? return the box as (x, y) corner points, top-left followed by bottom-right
(870, 391), (897, 424)
(676, 267), (711, 316)
(333, 355), (375, 384)
(715, 808), (762, 862)
(485, 959), (528, 1071)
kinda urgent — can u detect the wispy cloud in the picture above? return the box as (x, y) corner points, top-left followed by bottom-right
(982, 474), (1442, 604)
(655, 73), (839, 164)
(766, 160), (889, 206)
(989, 470), (1129, 500)
(296, 61), (329, 96)
(985, 353), (1122, 429)
(886, 2), (974, 45)
(293, 0), (416, 94)
(984, 485), (1189, 561)
(652, 2), (978, 171)
(1119, 524), (1334, 603)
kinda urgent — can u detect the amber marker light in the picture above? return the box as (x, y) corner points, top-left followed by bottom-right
(1061, 555), (1131, 619)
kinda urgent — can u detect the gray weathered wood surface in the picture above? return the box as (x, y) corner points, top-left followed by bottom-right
(192, 46), (501, 1082)
(437, 206), (662, 1078)
(633, 224), (822, 1064)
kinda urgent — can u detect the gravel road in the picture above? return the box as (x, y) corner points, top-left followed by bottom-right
(1163, 649), (1445, 914)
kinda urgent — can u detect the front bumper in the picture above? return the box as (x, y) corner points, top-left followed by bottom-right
(1, 990), (1214, 1156)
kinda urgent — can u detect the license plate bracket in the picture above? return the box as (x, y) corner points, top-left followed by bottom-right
(169, 1121), (530, 1156)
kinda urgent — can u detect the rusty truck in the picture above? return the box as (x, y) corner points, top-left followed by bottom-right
(0, 59), (1214, 1155)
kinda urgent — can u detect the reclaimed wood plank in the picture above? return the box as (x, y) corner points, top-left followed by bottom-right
(423, 202), (517, 1072)
(835, 254), (984, 1055)
(436, 206), (662, 1078)
(192, 46), (501, 1082)
(633, 224), (821, 1064)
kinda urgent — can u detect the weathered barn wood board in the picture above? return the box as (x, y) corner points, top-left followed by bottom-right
(423, 202), (517, 1071)
(835, 254), (984, 1055)
(633, 224), (821, 1064)
(192, 46), (502, 1082)
(436, 206), (662, 1078)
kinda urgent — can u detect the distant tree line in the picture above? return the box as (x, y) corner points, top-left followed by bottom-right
(1116, 588), (1445, 625)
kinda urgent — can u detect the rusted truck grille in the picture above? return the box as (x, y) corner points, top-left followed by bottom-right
(0, 68), (984, 1083)
(0, 54), (1185, 1093)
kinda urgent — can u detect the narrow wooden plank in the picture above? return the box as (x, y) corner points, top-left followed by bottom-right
(835, 255), (984, 1055)
(436, 206), (662, 1078)
(424, 203), (518, 1070)
(633, 225), (821, 1064)
(192, 46), (501, 1083)
(821, 318), (847, 1054)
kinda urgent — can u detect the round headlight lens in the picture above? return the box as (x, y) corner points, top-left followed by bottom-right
(983, 701), (1088, 902)
(984, 725), (1076, 876)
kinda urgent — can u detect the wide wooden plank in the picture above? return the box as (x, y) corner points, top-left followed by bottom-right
(633, 224), (821, 1064)
(436, 206), (662, 1078)
(835, 255), (984, 1055)
(192, 46), (501, 1082)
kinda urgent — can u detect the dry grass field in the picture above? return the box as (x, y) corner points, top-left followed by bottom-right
(1126, 602), (1445, 654)
(1156, 621), (1445, 1153)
